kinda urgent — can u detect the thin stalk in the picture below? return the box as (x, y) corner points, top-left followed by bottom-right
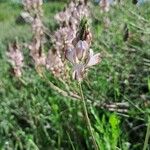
(143, 119), (150, 150)
(39, 71), (81, 101)
(78, 82), (99, 150)
(66, 131), (76, 150)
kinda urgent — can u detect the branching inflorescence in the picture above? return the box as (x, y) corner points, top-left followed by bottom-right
(7, 0), (101, 80)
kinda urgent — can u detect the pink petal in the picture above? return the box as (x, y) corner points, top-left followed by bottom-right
(86, 50), (101, 67)
(65, 48), (77, 64)
(72, 64), (85, 81)
(75, 40), (89, 60)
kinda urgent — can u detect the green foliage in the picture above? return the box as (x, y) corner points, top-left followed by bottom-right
(91, 109), (121, 150)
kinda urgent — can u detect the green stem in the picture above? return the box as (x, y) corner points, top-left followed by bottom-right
(143, 118), (150, 150)
(78, 82), (99, 150)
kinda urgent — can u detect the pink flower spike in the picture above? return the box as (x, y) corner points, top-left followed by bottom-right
(7, 42), (24, 77)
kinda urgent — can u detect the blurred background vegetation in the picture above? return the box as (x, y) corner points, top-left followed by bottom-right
(0, 0), (150, 150)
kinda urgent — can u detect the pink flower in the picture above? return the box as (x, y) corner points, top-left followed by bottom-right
(33, 53), (46, 66)
(46, 50), (64, 77)
(54, 11), (70, 25)
(23, 0), (43, 11)
(53, 27), (76, 57)
(99, 0), (110, 12)
(32, 15), (44, 36)
(29, 38), (46, 67)
(66, 40), (101, 81)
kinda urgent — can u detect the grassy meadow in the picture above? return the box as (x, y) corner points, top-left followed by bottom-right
(0, 0), (150, 149)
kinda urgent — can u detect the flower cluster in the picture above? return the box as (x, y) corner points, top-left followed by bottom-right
(47, 0), (92, 78)
(52, 27), (76, 58)
(55, 0), (89, 28)
(29, 14), (46, 67)
(23, 0), (43, 16)
(7, 0), (101, 80)
(99, 0), (110, 12)
(53, 0), (90, 55)
(46, 49), (65, 77)
(22, 0), (46, 68)
(66, 40), (101, 82)
(7, 42), (24, 77)
(43, 0), (91, 78)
